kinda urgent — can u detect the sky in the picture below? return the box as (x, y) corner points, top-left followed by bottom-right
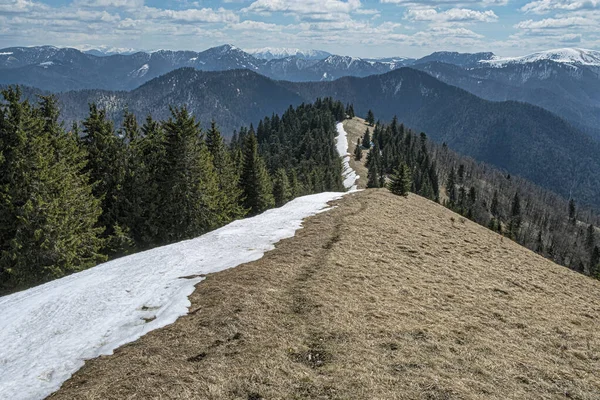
(0, 0), (597, 58)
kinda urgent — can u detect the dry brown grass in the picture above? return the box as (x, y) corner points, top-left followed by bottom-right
(50, 190), (600, 400)
(343, 117), (370, 189)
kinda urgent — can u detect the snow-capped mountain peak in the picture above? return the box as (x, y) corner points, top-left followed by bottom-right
(482, 48), (600, 67)
(247, 47), (331, 60)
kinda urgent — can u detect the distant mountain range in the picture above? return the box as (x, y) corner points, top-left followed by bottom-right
(246, 47), (332, 60)
(2, 45), (599, 140)
(411, 48), (600, 140)
(24, 66), (599, 208)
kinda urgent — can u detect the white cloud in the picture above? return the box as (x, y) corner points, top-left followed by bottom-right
(140, 7), (239, 23)
(243, 0), (365, 21)
(515, 16), (594, 29)
(229, 20), (282, 30)
(73, 0), (144, 9)
(405, 7), (498, 22)
(521, 0), (599, 14)
(381, 0), (509, 6)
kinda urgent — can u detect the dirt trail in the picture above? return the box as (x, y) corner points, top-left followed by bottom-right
(50, 190), (600, 400)
(343, 117), (371, 189)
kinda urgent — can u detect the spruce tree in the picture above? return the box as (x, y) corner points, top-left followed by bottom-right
(366, 109), (375, 126)
(446, 167), (457, 208)
(134, 115), (167, 246)
(388, 163), (411, 197)
(161, 107), (221, 242)
(585, 224), (595, 251)
(362, 128), (371, 149)
(206, 121), (246, 221)
(590, 246), (600, 278)
(0, 90), (104, 289)
(272, 168), (292, 207)
(509, 192), (522, 239)
(118, 110), (143, 252)
(354, 138), (363, 161)
(568, 198), (576, 222)
(240, 130), (274, 215)
(491, 190), (500, 218)
(81, 103), (126, 248)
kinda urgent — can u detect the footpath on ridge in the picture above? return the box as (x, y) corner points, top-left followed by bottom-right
(51, 189), (600, 400)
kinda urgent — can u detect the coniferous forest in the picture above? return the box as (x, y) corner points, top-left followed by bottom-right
(363, 116), (600, 279)
(2, 86), (599, 295)
(0, 88), (344, 294)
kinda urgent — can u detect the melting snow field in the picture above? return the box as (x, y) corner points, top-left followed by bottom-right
(0, 193), (347, 400)
(0, 121), (358, 400)
(336, 122), (359, 191)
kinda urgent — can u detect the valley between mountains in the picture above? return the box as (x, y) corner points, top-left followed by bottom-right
(46, 120), (600, 400)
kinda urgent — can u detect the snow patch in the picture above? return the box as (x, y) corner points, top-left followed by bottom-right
(38, 61), (54, 67)
(0, 191), (346, 400)
(336, 122), (359, 191)
(0, 52), (13, 56)
(482, 48), (600, 67)
(129, 64), (149, 78)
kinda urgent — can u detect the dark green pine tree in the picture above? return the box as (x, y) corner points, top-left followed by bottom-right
(354, 138), (363, 161)
(366, 109), (375, 126)
(161, 107), (222, 242)
(585, 224), (595, 251)
(490, 190), (500, 218)
(362, 128), (371, 149)
(568, 198), (576, 223)
(272, 168), (292, 207)
(446, 167), (457, 208)
(0, 90), (104, 290)
(132, 115), (167, 247)
(206, 120), (246, 222)
(509, 192), (522, 239)
(590, 246), (600, 278)
(388, 163), (411, 197)
(345, 103), (355, 118)
(536, 231), (544, 253)
(81, 103), (127, 249)
(366, 144), (380, 189)
(240, 130), (275, 215)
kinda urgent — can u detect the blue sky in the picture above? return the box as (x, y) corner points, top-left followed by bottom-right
(0, 0), (597, 57)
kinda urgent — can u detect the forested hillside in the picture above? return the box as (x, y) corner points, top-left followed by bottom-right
(356, 116), (600, 278)
(293, 68), (600, 208)
(412, 61), (600, 141)
(0, 89), (344, 294)
(35, 67), (600, 208)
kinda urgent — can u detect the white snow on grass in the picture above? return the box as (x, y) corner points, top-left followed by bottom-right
(336, 122), (359, 191)
(0, 191), (346, 400)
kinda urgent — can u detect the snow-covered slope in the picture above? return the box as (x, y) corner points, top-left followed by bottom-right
(0, 120), (358, 400)
(247, 47), (331, 60)
(0, 193), (351, 400)
(336, 122), (359, 191)
(482, 48), (600, 67)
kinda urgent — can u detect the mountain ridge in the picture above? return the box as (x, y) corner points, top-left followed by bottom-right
(28, 66), (600, 208)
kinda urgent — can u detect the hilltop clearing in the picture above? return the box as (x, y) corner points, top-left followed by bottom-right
(50, 190), (600, 400)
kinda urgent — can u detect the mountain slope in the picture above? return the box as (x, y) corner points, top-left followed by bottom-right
(291, 68), (600, 206)
(483, 48), (600, 67)
(0, 191), (347, 400)
(48, 189), (600, 399)
(412, 60), (600, 140)
(247, 47), (331, 60)
(45, 67), (600, 206)
(0, 45), (412, 90)
(55, 68), (305, 134)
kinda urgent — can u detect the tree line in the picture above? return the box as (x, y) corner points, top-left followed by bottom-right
(358, 113), (600, 280)
(0, 88), (345, 294)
